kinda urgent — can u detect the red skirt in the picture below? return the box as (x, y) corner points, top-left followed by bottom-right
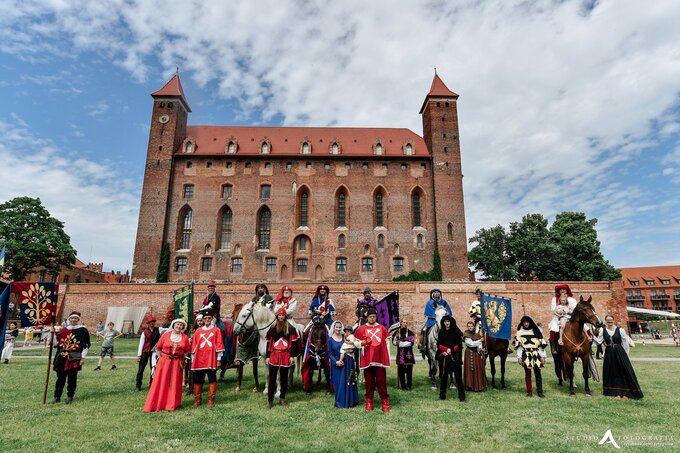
(143, 355), (185, 412)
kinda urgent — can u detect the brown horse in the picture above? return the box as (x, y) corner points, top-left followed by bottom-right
(301, 319), (331, 394)
(560, 296), (602, 396)
(485, 335), (509, 389)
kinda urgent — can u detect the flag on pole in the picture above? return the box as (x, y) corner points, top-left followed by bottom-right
(373, 291), (400, 332)
(0, 284), (11, 349)
(480, 293), (512, 340)
(0, 244), (6, 268)
(173, 286), (193, 324)
(12, 282), (58, 327)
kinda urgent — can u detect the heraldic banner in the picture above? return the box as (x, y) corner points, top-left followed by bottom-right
(173, 286), (193, 324)
(374, 291), (400, 332)
(12, 282), (58, 327)
(480, 293), (512, 340)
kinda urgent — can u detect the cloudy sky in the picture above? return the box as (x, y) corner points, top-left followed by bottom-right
(1, 0), (679, 273)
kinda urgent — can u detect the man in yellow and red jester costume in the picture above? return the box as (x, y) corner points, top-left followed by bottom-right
(52, 311), (91, 404)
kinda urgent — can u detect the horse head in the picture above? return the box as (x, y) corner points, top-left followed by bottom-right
(571, 295), (602, 328)
(434, 305), (448, 325)
(311, 322), (328, 353)
(233, 301), (255, 335)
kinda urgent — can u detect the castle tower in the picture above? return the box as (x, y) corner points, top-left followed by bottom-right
(420, 73), (469, 280)
(131, 74), (191, 281)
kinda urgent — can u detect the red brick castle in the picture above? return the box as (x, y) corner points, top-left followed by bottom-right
(131, 73), (469, 283)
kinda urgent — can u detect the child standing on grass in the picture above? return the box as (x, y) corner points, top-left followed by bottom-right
(2, 322), (19, 364)
(94, 322), (123, 370)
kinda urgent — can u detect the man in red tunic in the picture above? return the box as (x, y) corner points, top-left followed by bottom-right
(354, 308), (391, 413)
(190, 310), (224, 408)
(265, 308), (300, 409)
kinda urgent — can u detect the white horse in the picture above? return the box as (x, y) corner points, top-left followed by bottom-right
(233, 301), (304, 396)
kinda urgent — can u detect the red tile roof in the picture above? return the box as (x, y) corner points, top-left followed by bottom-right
(180, 125), (428, 158)
(427, 74), (459, 98)
(151, 74), (191, 112)
(419, 74), (459, 113)
(621, 266), (680, 288)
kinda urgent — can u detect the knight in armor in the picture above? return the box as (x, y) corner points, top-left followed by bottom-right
(307, 285), (336, 328)
(420, 288), (452, 353)
(51, 311), (91, 404)
(513, 315), (547, 397)
(355, 287), (378, 326)
(190, 309), (224, 408)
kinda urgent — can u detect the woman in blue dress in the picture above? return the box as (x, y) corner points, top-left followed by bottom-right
(328, 321), (359, 408)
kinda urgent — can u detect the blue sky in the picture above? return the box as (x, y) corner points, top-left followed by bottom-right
(1, 0), (679, 273)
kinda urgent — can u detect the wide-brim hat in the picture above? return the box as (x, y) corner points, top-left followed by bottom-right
(208, 280), (217, 288)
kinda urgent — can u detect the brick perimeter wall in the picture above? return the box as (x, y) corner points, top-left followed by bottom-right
(59, 281), (625, 334)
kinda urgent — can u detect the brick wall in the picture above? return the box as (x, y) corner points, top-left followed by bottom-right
(60, 280), (625, 333)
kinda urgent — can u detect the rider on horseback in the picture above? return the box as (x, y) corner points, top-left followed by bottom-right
(356, 287), (378, 326)
(307, 285), (336, 329)
(252, 283), (274, 308)
(549, 284), (577, 346)
(202, 281), (227, 334)
(420, 289), (452, 355)
(273, 286), (299, 328)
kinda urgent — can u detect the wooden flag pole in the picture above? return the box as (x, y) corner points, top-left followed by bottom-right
(43, 293), (65, 404)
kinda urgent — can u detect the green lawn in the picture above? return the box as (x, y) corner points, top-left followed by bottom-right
(1, 343), (677, 452)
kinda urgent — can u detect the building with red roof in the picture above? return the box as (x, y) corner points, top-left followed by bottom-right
(132, 73), (469, 283)
(621, 266), (680, 314)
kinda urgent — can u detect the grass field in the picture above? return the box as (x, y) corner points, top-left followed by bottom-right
(2, 339), (678, 452)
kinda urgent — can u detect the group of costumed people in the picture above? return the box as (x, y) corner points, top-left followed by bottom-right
(46, 281), (642, 409)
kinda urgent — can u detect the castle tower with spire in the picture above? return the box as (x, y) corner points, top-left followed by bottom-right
(132, 74), (191, 281)
(420, 74), (469, 279)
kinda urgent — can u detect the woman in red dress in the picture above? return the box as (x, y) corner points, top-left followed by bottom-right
(143, 319), (190, 412)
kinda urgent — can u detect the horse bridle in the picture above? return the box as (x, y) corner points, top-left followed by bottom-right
(234, 303), (275, 333)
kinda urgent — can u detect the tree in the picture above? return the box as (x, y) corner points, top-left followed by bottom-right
(468, 212), (621, 281)
(467, 225), (516, 281)
(545, 212), (621, 281)
(156, 242), (170, 283)
(506, 213), (554, 280)
(0, 196), (77, 281)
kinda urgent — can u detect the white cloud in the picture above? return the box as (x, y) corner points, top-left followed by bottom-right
(86, 101), (109, 117)
(3, 0), (680, 268)
(0, 115), (140, 272)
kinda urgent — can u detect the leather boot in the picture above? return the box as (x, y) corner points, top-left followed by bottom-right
(365, 397), (374, 412)
(208, 382), (217, 408)
(192, 384), (203, 408)
(381, 399), (390, 413)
